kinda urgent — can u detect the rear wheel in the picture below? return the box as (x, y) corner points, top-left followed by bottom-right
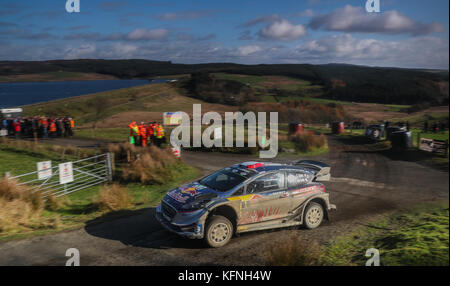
(205, 215), (233, 248)
(303, 202), (324, 229)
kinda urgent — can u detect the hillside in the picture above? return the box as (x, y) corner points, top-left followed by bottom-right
(21, 83), (237, 128)
(1, 60), (448, 106)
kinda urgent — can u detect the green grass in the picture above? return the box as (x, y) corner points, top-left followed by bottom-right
(323, 202), (449, 266)
(390, 112), (449, 127)
(74, 128), (130, 142)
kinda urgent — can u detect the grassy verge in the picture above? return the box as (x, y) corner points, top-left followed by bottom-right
(324, 202), (449, 266)
(0, 143), (201, 241)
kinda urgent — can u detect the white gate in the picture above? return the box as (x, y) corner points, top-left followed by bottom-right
(10, 153), (113, 198)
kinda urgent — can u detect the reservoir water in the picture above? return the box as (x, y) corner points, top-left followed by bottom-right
(0, 79), (169, 108)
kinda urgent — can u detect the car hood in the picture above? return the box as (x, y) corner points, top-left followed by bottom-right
(164, 182), (218, 208)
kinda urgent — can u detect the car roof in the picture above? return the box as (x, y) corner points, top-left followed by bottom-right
(231, 161), (311, 174)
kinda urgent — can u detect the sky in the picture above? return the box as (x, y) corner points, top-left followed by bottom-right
(0, 0), (448, 69)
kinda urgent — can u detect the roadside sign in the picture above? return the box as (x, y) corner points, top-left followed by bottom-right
(0, 129), (7, 137)
(37, 161), (52, 180)
(172, 145), (181, 158)
(59, 162), (74, 184)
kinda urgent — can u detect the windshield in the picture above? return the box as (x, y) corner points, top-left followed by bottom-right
(200, 169), (249, 192)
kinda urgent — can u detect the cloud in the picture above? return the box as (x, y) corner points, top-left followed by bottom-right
(100, 28), (170, 41)
(155, 10), (212, 20)
(259, 19), (307, 41)
(309, 5), (445, 36)
(297, 9), (314, 17)
(238, 45), (262, 56)
(238, 30), (254, 41)
(125, 28), (170, 40)
(239, 15), (281, 28)
(287, 34), (449, 68)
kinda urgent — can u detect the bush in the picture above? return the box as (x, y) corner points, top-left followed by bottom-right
(94, 184), (133, 212)
(45, 194), (69, 211)
(0, 178), (45, 233)
(265, 233), (323, 266)
(290, 132), (328, 153)
(121, 146), (182, 184)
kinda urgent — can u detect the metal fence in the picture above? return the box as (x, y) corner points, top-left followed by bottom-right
(10, 153), (113, 198)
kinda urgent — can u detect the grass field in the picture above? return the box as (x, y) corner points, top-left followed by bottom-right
(212, 73), (323, 92)
(323, 202), (449, 266)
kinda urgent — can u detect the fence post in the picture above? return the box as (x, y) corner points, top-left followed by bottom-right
(417, 132), (421, 149)
(106, 153), (113, 182)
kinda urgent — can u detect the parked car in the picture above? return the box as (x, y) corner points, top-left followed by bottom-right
(155, 160), (336, 247)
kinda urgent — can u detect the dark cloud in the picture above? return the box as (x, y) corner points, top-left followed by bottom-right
(309, 5), (445, 36)
(239, 14), (280, 28)
(155, 10), (212, 21)
(238, 30), (254, 41)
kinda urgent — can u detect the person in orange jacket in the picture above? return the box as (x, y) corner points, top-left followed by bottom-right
(147, 122), (155, 145)
(138, 122), (148, 147)
(49, 120), (57, 138)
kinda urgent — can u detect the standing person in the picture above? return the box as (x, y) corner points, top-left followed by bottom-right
(31, 116), (39, 142)
(63, 117), (71, 137)
(128, 121), (138, 146)
(154, 122), (165, 147)
(40, 116), (49, 138)
(49, 119), (57, 138)
(147, 122), (155, 145)
(139, 122), (148, 147)
(56, 118), (65, 137)
(69, 117), (75, 136)
(12, 119), (21, 139)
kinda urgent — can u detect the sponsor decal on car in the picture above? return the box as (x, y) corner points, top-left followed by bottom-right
(168, 184), (208, 203)
(291, 185), (318, 196)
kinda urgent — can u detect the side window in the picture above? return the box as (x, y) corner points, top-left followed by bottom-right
(233, 187), (244, 196)
(247, 173), (285, 194)
(287, 172), (312, 189)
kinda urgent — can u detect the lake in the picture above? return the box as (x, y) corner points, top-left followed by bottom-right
(0, 79), (171, 108)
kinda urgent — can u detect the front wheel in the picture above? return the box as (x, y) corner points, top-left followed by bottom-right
(204, 215), (233, 248)
(303, 202), (324, 229)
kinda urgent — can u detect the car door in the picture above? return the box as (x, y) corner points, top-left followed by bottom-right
(237, 171), (291, 226)
(286, 170), (315, 213)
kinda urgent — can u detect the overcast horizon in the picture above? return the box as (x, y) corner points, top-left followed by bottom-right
(0, 0), (448, 69)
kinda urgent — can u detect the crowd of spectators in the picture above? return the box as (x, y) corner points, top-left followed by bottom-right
(1, 116), (75, 140)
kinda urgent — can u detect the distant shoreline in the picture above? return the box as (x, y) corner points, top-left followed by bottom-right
(0, 71), (119, 83)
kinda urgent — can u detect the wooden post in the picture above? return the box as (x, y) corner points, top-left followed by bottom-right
(417, 132), (421, 149)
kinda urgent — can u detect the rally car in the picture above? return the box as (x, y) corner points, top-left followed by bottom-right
(155, 160), (336, 247)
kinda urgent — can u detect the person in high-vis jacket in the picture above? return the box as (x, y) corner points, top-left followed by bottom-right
(138, 122), (148, 147)
(128, 121), (139, 145)
(147, 122), (155, 145)
(154, 123), (165, 147)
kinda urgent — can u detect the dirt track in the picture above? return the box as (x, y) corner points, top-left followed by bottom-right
(0, 137), (448, 266)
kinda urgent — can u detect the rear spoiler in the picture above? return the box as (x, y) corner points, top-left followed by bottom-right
(294, 160), (331, 182)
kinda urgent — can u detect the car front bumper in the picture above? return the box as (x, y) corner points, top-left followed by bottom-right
(155, 205), (204, 239)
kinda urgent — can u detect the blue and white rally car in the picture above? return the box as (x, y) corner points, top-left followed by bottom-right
(156, 160), (336, 247)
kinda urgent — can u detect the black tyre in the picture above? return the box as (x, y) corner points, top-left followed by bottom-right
(303, 202), (324, 229)
(204, 215), (233, 248)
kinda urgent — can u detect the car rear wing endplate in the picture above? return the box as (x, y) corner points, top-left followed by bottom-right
(294, 160), (331, 182)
